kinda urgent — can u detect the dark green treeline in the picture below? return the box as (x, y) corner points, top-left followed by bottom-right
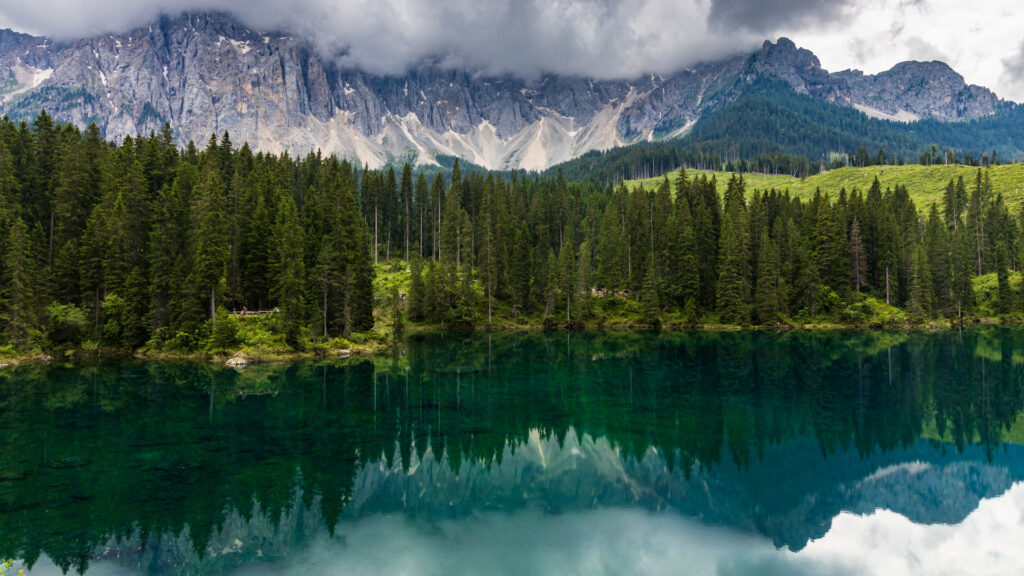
(0, 113), (375, 351)
(401, 156), (1019, 329)
(0, 112), (1021, 351)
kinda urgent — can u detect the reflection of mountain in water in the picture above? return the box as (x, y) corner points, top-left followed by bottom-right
(2, 329), (1024, 573)
(347, 430), (1024, 551)
(90, 431), (1024, 574)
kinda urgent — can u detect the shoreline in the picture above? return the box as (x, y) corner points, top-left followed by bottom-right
(0, 316), (1017, 368)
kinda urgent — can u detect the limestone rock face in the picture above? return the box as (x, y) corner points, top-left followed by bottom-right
(835, 61), (1001, 121)
(0, 13), (1002, 170)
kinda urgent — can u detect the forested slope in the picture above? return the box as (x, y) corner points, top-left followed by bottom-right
(0, 113), (1021, 361)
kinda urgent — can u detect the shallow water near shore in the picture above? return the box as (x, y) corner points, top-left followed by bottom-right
(3, 329), (1024, 575)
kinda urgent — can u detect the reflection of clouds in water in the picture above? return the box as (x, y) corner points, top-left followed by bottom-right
(233, 509), (844, 576)
(801, 481), (1024, 575)
(16, 432), (1024, 576)
(18, 509), (844, 575)
(21, 484), (1024, 575)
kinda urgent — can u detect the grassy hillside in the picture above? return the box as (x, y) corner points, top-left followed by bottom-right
(628, 163), (1024, 210)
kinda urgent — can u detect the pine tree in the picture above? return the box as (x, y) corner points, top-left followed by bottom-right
(906, 244), (932, 320)
(423, 260), (443, 324)
(119, 265), (148, 348)
(401, 162), (413, 261)
(511, 221), (532, 314)
(415, 172), (429, 258)
(315, 240), (338, 338)
(391, 286), (404, 339)
(814, 198), (848, 295)
(190, 168), (229, 328)
(754, 231), (780, 324)
(2, 217), (36, 346)
(716, 176), (748, 324)
(665, 198), (699, 308)
(408, 255), (425, 322)
(440, 160), (463, 271)
(925, 204), (952, 316)
(965, 170), (986, 274)
(943, 178), (958, 229)
(641, 251), (660, 328)
(576, 240), (593, 323)
(557, 238), (575, 325)
(596, 202), (625, 290)
(849, 217), (867, 293)
(211, 305), (240, 350)
(951, 226), (975, 319)
(269, 192), (305, 348)
(995, 242), (1011, 314)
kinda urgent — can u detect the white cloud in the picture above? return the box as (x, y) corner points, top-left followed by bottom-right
(799, 481), (1024, 574)
(23, 483), (1024, 576)
(791, 0), (1024, 101)
(0, 0), (1021, 100)
(0, 0), (763, 80)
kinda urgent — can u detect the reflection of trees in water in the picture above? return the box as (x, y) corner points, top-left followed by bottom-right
(1, 329), (1023, 572)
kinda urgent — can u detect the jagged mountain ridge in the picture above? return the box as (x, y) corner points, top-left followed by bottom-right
(0, 12), (1002, 170)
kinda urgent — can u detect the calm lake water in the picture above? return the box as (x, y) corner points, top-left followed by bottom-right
(3, 330), (1024, 575)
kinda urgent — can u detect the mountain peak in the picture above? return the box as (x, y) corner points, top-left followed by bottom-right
(836, 59), (998, 121)
(0, 15), (1003, 170)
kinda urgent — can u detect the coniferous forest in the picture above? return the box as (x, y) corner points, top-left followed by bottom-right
(0, 112), (1022, 355)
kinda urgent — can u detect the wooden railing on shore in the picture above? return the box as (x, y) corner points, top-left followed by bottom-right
(230, 309), (279, 317)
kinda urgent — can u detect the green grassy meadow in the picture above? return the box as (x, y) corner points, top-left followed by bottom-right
(628, 164), (1024, 210)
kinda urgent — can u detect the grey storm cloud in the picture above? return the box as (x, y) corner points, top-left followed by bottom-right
(1000, 42), (1024, 100)
(706, 0), (849, 33)
(1, 0), (1017, 100)
(0, 0), (783, 79)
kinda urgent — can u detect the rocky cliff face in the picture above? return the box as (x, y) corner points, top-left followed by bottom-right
(835, 60), (1002, 121)
(0, 13), (1002, 170)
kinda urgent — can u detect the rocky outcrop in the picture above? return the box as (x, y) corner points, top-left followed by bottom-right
(835, 61), (1001, 121)
(0, 13), (1003, 170)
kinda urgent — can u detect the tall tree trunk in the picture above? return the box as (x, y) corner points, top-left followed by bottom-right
(885, 266), (891, 305)
(48, 210), (54, 266)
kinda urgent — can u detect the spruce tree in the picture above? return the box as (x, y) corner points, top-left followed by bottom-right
(995, 242), (1011, 314)
(2, 217), (36, 346)
(576, 240), (593, 323)
(423, 259), (440, 323)
(814, 198), (849, 295)
(190, 168), (229, 328)
(754, 231), (780, 324)
(408, 255), (425, 322)
(315, 241), (337, 338)
(557, 238), (575, 325)
(641, 251), (660, 328)
(849, 218), (867, 293)
(269, 192), (306, 348)
(951, 226), (975, 319)
(907, 244), (932, 320)
(120, 266), (148, 348)
(965, 171), (986, 275)
(716, 176), (748, 324)
(925, 204), (952, 316)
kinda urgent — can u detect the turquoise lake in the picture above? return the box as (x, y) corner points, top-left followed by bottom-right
(3, 330), (1024, 575)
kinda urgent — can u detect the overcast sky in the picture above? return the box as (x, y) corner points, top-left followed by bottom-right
(0, 0), (1022, 101)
